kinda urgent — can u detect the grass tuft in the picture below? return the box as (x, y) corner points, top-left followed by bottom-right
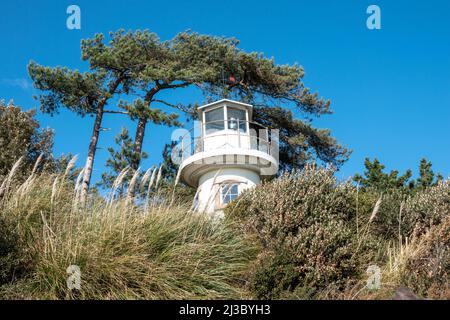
(0, 162), (256, 300)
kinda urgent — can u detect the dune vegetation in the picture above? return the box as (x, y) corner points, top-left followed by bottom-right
(225, 166), (449, 300)
(0, 159), (448, 300)
(0, 158), (257, 299)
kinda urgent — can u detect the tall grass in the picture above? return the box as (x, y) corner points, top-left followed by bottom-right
(0, 159), (257, 299)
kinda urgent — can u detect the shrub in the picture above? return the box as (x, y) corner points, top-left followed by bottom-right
(248, 248), (302, 299)
(399, 215), (450, 299)
(363, 181), (450, 242)
(403, 181), (450, 236)
(0, 102), (54, 180)
(354, 181), (450, 300)
(226, 166), (365, 299)
(398, 182), (450, 299)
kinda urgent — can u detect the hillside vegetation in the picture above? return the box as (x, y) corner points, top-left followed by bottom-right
(225, 166), (449, 299)
(0, 159), (256, 299)
(1, 161), (448, 300)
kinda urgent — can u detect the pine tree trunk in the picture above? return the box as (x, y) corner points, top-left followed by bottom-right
(79, 77), (123, 205)
(79, 104), (104, 204)
(131, 86), (160, 170)
(132, 116), (147, 170)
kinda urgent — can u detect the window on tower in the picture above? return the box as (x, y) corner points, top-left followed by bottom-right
(227, 107), (247, 133)
(205, 107), (224, 134)
(221, 183), (239, 204)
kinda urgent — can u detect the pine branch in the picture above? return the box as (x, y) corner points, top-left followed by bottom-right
(151, 99), (194, 114)
(104, 110), (129, 115)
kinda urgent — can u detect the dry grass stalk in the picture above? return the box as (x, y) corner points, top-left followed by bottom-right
(51, 176), (59, 205)
(189, 187), (201, 212)
(0, 156), (24, 198)
(139, 167), (153, 193)
(17, 155), (44, 199)
(64, 155), (78, 179)
(369, 195), (383, 223)
(31, 153), (44, 175)
(202, 169), (222, 214)
(147, 167), (157, 191)
(144, 167), (158, 212)
(174, 167), (181, 188)
(155, 165), (162, 189)
(356, 182), (360, 239)
(125, 168), (140, 204)
(73, 168), (85, 209)
(109, 167), (130, 206)
(168, 168), (183, 207)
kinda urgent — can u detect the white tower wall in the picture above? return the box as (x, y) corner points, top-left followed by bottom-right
(196, 168), (261, 215)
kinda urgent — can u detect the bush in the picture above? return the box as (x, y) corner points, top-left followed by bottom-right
(400, 181), (450, 299)
(363, 181), (450, 242)
(0, 102), (54, 180)
(403, 181), (450, 236)
(248, 249), (302, 299)
(226, 166), (365, 299)
(365, 190), (405, 241)
(399, 213), (450, 299)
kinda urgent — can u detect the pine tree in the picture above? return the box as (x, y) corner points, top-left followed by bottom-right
(28, 30), (157, 203)
(354, 158), (413, 192)
(160, 142), (179, 181)
(417, 158), (443, 189)
(80, 30), (183, 170)
(99, 127), (148, 190)
(117, 99), (181, 170)
(354, 157), (443, 192)
(84, 30), (350, 171)
(28, 67), (122, 203)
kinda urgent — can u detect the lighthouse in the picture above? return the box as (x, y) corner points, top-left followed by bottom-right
(178, 99), (278, 215)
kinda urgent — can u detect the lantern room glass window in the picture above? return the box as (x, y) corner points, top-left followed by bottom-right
(221, 183), (239, 204)
(204, 107), (225, 134)
(227, 108), (247, 133)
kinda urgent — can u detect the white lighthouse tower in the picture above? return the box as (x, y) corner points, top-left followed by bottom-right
(178, 99), (278, 215)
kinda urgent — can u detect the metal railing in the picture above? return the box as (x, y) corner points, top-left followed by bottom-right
(177, 119), (276, 162)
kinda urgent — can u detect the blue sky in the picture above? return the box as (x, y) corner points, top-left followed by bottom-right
(0, 0), (449, 184)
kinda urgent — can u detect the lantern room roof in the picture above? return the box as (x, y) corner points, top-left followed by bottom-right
(197, 99), (253, 119)
(198, 99), (252, 110)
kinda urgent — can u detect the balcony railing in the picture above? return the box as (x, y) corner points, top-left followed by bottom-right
(176, 119), (277, 162)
